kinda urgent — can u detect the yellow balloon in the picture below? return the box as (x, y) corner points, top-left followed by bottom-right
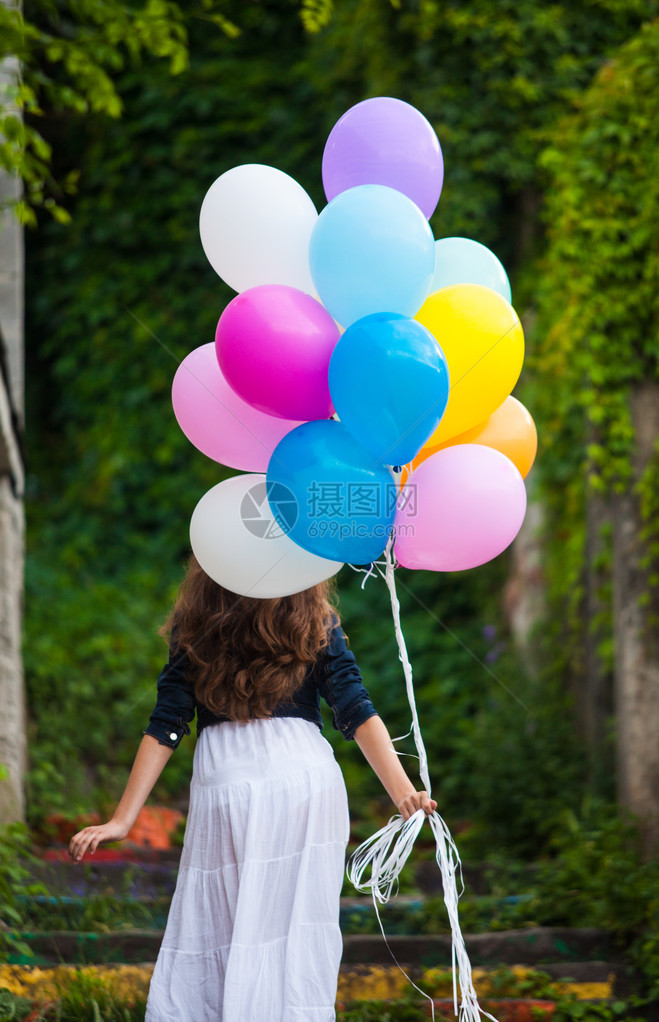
(415, 284), (525, 445)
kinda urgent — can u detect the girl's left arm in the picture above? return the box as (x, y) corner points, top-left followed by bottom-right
(354, 715), (436, 820)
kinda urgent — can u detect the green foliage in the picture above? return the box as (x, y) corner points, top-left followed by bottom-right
(464, 665), (586, 857)
(419, 965), (562, 1000)
(17, 880), (165, 934)
(3, 0), (327, 223)
(23, 550), (195, 819)
(531, 19), (659, 736)
(481, 968), (558, 1000)
(51, 969), (147, 1020)
(536, 20), (659, 489)
(517, 800), (656, 935)
(338, 998), (425, 1022)
(300, 0), (333, 33)
(634, 924), (659, 1001)
(304, 0), (657, 264)
(0, 823), (48, 965)
(482, 801), (659, 998)
(0, 987), (36, 1022)
(552, 1001), (646, 1022)
(1, 0), (190, 224)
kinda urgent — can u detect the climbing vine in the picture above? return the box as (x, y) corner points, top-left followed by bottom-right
(533, 20), (659, 656)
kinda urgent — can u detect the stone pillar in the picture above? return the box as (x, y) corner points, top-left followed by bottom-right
(612, 381), (659, 858)
(503, 496), (545, 679)
(0, 15), (26, 823)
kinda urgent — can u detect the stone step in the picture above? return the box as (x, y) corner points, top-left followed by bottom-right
(28, 854), (500, 898)
(6, 926), (614, 969)
(17, 891), (531, 935)
(29, 857), (181, 899)
(341, 928), (613, 967)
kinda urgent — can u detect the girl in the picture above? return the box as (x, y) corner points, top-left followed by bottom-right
(68, 556), (435, 1021)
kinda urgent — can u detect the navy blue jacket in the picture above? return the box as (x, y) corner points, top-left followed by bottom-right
(143, 618), (379, 750)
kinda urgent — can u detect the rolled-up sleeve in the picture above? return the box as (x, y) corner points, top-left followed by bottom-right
(143, 644), (196, 750)
(318, 617), (379, 740)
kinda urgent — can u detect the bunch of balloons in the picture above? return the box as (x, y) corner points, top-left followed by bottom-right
(173, 97), (537, 598)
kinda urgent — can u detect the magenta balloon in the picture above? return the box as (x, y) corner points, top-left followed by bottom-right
(172, 343), (305, 471)
(394, 445), (527, 571)
(322, 97), (444, 219)
(216, 285), (339, 420)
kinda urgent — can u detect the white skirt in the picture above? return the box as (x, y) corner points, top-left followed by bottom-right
(145, 717), (350, 1022)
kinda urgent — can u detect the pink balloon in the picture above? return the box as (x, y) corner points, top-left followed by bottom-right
(172, 343), (305, 471)
(216, 284), (339, 420)
(394, 444), (527, 571)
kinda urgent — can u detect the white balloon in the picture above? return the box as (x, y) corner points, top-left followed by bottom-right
(199, 165), (318, 294)
(190, 474), (342, 598)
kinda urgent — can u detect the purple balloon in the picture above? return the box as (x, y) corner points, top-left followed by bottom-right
(172, 343), (305, 471)
(394, 445), (527, 571)
(322, 97), (444, 220)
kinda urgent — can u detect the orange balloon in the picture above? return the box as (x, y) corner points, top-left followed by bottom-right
(400, 395), (537, 486)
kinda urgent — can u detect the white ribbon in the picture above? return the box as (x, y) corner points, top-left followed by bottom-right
(346, 535), (497, 1022)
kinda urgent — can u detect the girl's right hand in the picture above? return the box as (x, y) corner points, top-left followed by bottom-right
(68, 819), (129, 863)
(396, 790), (437, 820)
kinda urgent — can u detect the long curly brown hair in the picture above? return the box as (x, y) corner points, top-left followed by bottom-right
(159, 555), (339, 722)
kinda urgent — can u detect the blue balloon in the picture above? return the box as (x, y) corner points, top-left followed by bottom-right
(328, 313), (449, 466)
(266, 419), (396, 564)
(431, 237), (512, 303)
(309, 184), (435, 328)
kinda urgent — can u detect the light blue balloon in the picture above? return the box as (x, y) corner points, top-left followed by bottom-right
(266, 419), (395, 564)
(309, 184), (435, 328)
(431, 237), (512, 304)
(328, 313), (449, 466)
